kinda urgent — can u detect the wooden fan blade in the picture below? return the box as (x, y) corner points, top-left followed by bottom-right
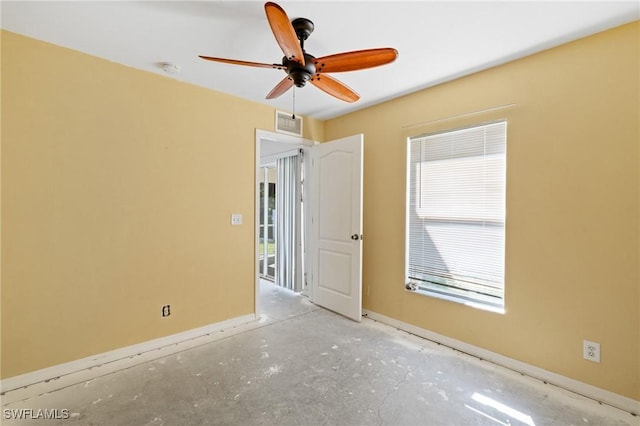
(310, 74), (359, 103)
(199, 56), (284, 70)
(266, 76), (294, 99)
(265, 2), (304, 66)
(314, 48), (398, 73)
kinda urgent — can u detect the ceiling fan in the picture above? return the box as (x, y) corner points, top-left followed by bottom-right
(199, 2), (398, 103)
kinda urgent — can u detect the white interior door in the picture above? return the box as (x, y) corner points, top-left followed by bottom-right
(310, 134), (363, 322)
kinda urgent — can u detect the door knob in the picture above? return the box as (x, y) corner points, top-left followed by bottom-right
(351, 234), (360, 240)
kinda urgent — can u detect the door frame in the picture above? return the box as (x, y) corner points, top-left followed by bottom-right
(254, 129), (315, 318)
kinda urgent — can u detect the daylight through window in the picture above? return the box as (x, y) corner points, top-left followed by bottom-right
(406, 121), (506, 311)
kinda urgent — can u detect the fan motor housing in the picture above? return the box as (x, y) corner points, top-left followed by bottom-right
(284, 53), (317, 87)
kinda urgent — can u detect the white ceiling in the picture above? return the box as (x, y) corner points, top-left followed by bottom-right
(2, 1), (638, 120)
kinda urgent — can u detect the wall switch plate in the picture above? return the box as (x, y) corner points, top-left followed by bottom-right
(231, 213), (242, 225)
(583, 340), (600, 363)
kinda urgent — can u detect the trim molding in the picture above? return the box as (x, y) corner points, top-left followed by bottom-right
(1, 313), (257, 399)
(362, 309), (639, 416)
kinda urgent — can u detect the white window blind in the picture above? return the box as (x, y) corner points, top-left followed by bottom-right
(406, 121), (506, 308)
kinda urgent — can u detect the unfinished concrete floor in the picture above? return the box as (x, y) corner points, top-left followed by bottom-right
(2, 280), (637, 425)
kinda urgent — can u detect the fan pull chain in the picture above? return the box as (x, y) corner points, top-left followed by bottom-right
(292, 86), (296, 120)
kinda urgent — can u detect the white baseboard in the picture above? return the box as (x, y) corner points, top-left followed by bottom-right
(362, 309), (640, 416)
(1, 313), (257, 402)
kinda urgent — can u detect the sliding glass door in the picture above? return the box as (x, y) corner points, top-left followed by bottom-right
(259, 166), (276, 280)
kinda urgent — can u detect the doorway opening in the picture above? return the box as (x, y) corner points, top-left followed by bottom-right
(255, 130), (313, 317)
(255, 130), (364, 322)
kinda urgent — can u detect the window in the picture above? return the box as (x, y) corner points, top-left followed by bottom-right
(406, 121), (506, 312)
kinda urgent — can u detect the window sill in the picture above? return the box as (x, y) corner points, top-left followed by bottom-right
(406, 285), (505, 315)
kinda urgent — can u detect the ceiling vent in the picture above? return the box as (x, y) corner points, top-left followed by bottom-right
(275, 110), (303, 137)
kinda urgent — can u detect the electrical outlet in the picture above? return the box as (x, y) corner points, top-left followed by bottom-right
(583, 340), (600, 363)
(162, 304), (171, 317)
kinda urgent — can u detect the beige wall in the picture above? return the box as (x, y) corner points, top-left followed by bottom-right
(325, 22), (639, 400)
(0, 30), (322, 378)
